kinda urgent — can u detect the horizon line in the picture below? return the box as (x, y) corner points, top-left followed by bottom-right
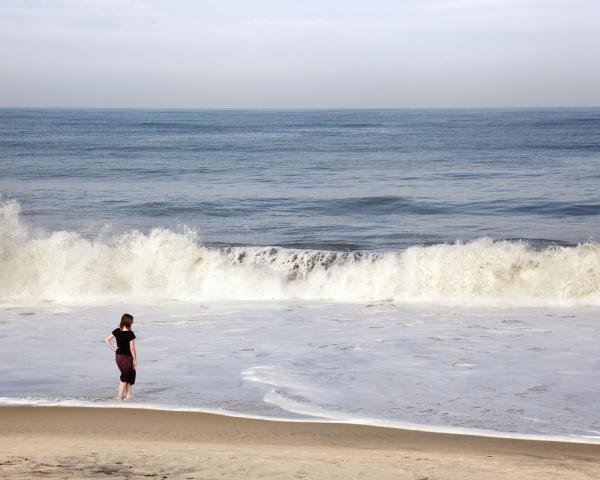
(1, 105), (599, 111)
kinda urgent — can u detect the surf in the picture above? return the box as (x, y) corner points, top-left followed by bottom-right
(1, 199), (599, 306)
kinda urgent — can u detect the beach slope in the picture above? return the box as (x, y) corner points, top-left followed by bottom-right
(1, 406), (599, 479)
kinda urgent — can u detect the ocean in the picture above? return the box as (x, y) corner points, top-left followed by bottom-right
(1, 108), (600, 442)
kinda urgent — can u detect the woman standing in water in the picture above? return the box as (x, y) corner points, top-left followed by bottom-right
(104, 313), (137, 400)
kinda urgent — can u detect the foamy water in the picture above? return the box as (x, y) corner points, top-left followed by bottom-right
(2, 200), (599, 307)
(1, 301), (600, 442)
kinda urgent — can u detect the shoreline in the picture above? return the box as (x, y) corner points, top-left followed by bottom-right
(1, 406), (600, 479)
(1, 400), (599, 446)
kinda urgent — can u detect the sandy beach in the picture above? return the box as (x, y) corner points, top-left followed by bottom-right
(0, 407), (599, 479)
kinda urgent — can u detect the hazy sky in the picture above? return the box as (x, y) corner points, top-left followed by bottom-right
(1, 0), (599, 108)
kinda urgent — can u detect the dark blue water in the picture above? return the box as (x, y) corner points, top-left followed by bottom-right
(1, 108), (599, 249)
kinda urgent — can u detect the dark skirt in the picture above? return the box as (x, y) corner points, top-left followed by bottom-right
(115, 354), (136, 385)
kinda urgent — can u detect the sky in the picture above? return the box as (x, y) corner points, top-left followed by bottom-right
(1, 0), (599, 108)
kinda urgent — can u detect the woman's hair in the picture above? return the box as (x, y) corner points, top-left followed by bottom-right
(120, 313), (134, 329)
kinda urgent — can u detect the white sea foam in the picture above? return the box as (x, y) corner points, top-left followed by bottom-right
(242, 366), (319, 396)
(1, 200), (599, 306)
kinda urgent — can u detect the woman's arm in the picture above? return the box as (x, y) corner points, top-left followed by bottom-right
(104, 333), (116, 352)
(130, 339), (137, 369)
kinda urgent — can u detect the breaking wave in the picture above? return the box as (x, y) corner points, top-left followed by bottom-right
(1, 200), (599, 306)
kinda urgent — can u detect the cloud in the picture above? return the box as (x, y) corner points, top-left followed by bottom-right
(0, 0), (598, 107)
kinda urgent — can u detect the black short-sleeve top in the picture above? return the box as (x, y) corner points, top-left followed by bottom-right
(112, 329), (136, 355)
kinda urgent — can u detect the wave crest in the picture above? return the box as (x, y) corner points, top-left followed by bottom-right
(1, 200), (599, 306)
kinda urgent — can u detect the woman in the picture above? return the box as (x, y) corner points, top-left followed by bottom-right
(104, 313), (138, 400)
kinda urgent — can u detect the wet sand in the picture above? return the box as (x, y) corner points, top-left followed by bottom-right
(1, 406), (599, 479)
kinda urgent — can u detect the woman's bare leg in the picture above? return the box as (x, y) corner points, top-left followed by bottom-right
(125, 383), (132, 400)
(118, 381), (127, 400)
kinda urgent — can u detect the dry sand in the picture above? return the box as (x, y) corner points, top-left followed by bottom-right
(1, 406), (599, 479)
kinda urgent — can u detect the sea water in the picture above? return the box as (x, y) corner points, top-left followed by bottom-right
(1, 108), (599, 441)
